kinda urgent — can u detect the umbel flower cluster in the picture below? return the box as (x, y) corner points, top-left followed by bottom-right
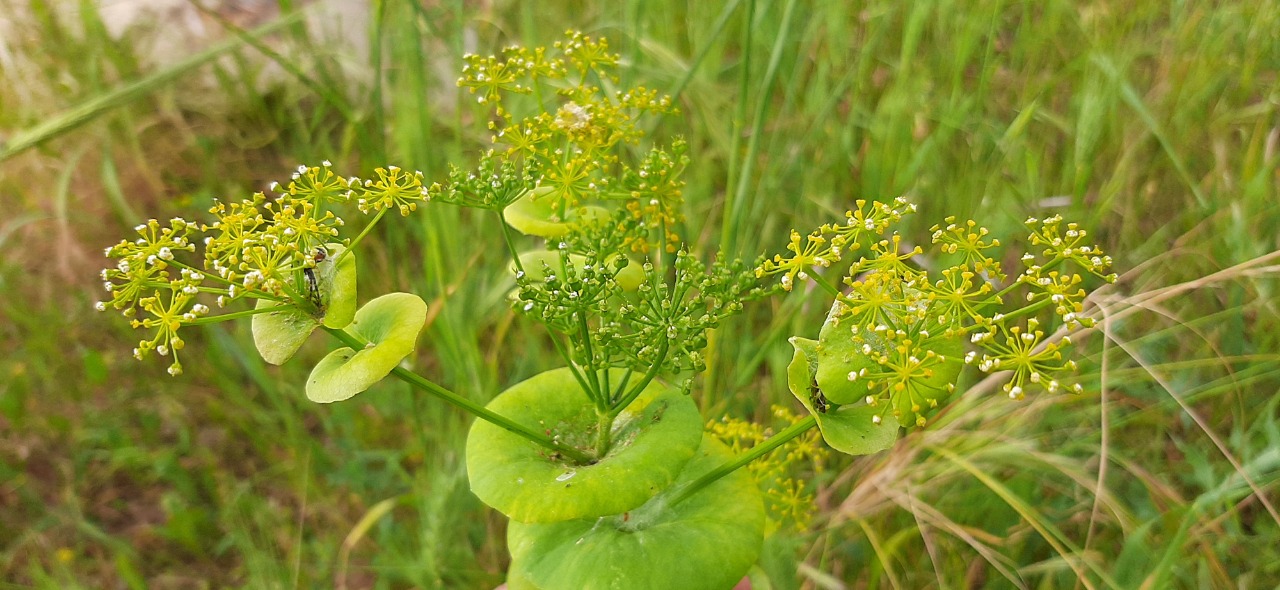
(759, 197), (1116, 427)
(97, 161), (427, 376)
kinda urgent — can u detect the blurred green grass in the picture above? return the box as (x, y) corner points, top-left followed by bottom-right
(1, 0), (1277, 587)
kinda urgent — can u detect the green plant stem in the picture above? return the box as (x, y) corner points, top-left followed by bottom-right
(576, 311), (604, 406)
(991, 255), (1064, 302)
(186, 305), (282, 325)
(668, 415), (818, 506)
(546, 331), (595, 405)
(807, 269), (845, 300)
(322, 326), (595, 465)
(497, 210), (525, 273)
(333, 208), (387, 266)
(719, 0), (754, 256)
(609, 338), (670, 414)
(594, 409), (613, 458)
(993, 297), (1055, 323)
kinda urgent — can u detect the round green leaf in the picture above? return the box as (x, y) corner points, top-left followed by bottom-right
(466, 368), (703, 523)
(506, 437), (766, 590)
(305, 292), (427, 403)
(814, 306), (965, 407)
(505, 186), (608, 238)
(788, 337), (900, 455)
(251, 298), (319, 365)
(319, 243), (357, 329)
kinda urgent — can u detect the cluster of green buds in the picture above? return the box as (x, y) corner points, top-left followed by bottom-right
(96, 161), (428, 376)
(763, 199), (1115, 428)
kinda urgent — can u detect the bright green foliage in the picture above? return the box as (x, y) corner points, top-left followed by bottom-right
(305, 292), (428, 403)
(816, 305), (966, 417)
(787, 337), (900, 455)
(84, 27), (1123, 590)
(431, 31), (686, 254)
(465, 368), (703, 523)
(503, 186), (609, 238)
(318, 243), (358, 328)
(14, 1), (1264, 586)
(250, 298), (318, 365)
(250, 242), (356, 365)
(516, 245), (765, 385)
(506, 438), (766, 590)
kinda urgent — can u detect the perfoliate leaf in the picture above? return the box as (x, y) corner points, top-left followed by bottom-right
(466, 368), (703, 523)
(251, 298), (319, 365)
(320, 243), (357, 329)
(248, 243), (357, 365)
(814, 306), (965, 407)
(305, 292), (427, 403)
(788, 337), (900, 455)
(505, 437), (765, 590)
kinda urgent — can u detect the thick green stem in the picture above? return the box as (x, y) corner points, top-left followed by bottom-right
(594, 409), (613, 458)
(322, 327), (595, 464)
(668, 415), (817, 506)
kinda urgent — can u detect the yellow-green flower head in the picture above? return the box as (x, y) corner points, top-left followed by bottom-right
(353, 166), (426, 216)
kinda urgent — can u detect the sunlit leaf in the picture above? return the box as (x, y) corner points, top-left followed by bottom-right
(320, 243), (357, 329)
(466, 368), (703, 523)
(814, 306), (964, 407)
(305, 292), (427, 403)
(251, 298), (319, 365)
(515, 250), (643, 292)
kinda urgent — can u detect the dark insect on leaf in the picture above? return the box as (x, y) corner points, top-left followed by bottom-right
(304, 246), (329, 308)
(809, 377), (829, 414)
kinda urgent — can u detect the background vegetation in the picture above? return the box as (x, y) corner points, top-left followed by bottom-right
(2, 0), (1277, 587)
